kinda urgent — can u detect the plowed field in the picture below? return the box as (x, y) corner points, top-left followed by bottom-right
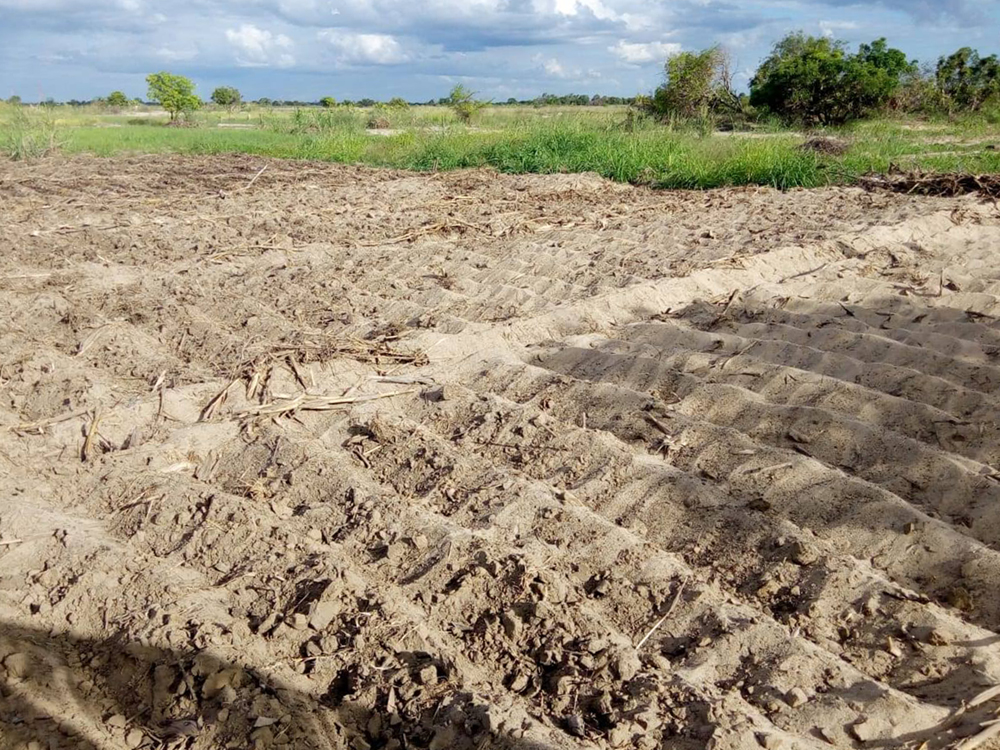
(2, 155), (1000, 750)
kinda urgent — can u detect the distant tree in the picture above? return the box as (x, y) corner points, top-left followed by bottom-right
(106, 91), (130, 110)
(146, 71), (200, 120)
(448, 84), (487, 123)
(936, 48), (1000, 112)
(341, 99), (355, 107)
(257, 97), (273, 107)
(750, 34), (915, 125)
(6, 95), (21, 105)
(356, 98), (377, 107)
(319, 96), (337, 108)
(211, 86), (242, 110)
(387, 96), (409, 109)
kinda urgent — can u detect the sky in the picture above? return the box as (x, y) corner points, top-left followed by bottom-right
(1, 0), (998, 103)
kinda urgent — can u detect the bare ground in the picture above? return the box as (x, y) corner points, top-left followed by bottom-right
(2, 155), (1000, 750)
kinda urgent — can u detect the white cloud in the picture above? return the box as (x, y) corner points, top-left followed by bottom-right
(318, 30), (409, 65)
(819, 19), (860, 37)
(549, 0), (618, 20)
(155, 46), (198, 61)
(225, 23), (295, 68)
(544, 58), (566, 76)
(609, 40), (682, 65)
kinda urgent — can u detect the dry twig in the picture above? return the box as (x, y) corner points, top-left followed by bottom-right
(636, 579), (687, 650)
(237, 389), (415, 419)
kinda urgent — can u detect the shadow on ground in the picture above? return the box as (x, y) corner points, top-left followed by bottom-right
(0, 620), (552, 750)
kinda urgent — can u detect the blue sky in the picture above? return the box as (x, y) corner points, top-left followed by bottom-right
(1, 0), (997, 102)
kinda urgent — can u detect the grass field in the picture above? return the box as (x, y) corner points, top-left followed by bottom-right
(3, 101), (1000, 189)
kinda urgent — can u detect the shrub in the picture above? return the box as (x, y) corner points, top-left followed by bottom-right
(1, 105), (59, 159)
(106, 91), (130, 109)
(642, 47), (752, 130)
(889, 65), (947, 114)
(448, 85), (487, 124)
(320, 96), (337, 108)
(936, 48), (1000, 112)
(387, 97), (409, 109)
(750, 34), (915, 125)
(211, 86), (242, 111)
(652, 48), (724, 119)
(146, 72), (201, 121)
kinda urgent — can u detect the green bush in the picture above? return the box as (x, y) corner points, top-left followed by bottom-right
(651, 47), (723, 120)
(448, 85), (487, 124)
(641, 47), (753, 131)
(106, 91), (130, 109)
(319, 96), (337, 108)
(750, 34), (915, 125)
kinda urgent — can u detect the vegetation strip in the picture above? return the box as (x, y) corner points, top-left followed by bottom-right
(2, 33), (1000, 190)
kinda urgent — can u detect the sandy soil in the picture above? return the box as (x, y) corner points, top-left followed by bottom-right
(2, 155), (1000, 750)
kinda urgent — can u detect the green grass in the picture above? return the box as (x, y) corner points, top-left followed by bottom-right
(4, 101), (1000, 189)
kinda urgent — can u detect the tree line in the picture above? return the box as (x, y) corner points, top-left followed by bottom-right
(642, 33), (1000, 126)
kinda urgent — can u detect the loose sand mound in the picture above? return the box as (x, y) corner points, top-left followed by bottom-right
(2, 155), (1000, 750)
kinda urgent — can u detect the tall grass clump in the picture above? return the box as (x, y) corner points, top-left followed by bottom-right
(0, 104), (60, 159)
(284, 107), (365, 134)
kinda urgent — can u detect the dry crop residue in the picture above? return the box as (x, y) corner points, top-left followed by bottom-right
(2, 154), (1000, 750)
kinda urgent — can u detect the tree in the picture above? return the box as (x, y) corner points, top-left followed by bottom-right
(448, 84), (487, 123)
(750, 34), (915, 125)
(211, 86), (242, 111)
(319, 96), (337, 108)
(106, 91), (130, 110)
(6, 95), (21, 105)
(387, 97), (409, 109)
(936, 48), (1000, 112)
(146, 72), (200, 121)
